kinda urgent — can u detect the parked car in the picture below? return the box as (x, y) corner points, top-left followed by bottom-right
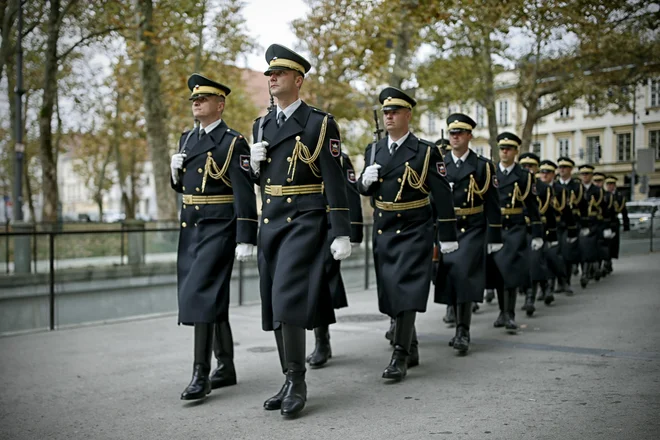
(620, 201), (660, 233)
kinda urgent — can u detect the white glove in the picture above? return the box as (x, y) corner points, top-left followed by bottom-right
(603, 228), (613, 239)
(235, 243), (254, 262)
(550, 241), (559, 247)
(567, 237), (578, 243)
(170, 153), (187, 183)
(440, 241), (459, 254)
(487, 243), (503, 254)
(531, 237), (544, 251)
(250, 141), (269, 174)
(360, 164), (382, 188)
(580, 228), (590, 237)
(330, 236), (351, 260)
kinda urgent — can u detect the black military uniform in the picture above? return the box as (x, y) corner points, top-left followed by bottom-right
(306, 152), (364, 367)
(605, 175), (630, 269)
(433, 113), (501, 354)
(593, 172), (612, 277)
(358, 87), (457, 380)
(253, 45), (351, 417)
(575, 164), (604, 288)
(555, 157), (582, 292)
(172, 74), (258, 400)
(487, 132), (542, 331)
(541, 159), (578, 295)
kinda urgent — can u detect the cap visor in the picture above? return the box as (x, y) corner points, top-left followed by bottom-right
(449, 129), (469, 134)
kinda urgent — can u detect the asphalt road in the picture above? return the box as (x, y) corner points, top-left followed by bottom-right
(1, 252), (659, 440)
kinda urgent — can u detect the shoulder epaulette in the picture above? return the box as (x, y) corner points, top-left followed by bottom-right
(253, 109), (273, 122)
(418, 139), (435, 148)
(224, 128), (244, 139)
(311, 107), (329, 116)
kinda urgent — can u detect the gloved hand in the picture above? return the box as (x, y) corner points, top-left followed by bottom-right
(603, 228), (613, 239)
(330, 236), (351, 260)
(567, 237), (578, 243)
(440, 241), (459, 254)
(531, 237), (544, 251)
(250, 141), (269, 174)
(235, 243), (254, 262)
(170, 153), (187, 183)
(360, 163), (382, 188)
(580, 228), (590, 237)
(550, 241), (559, 247)
(487, 243), (503, 254)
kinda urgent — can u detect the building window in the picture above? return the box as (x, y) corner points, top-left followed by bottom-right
(532, 141), (542, 156)
(586, 135), (600, 163)
(427, 113), (436, 135)
(475, 104), (485, 127)
(616, 133), (632, 161)
(498, 100), (509, 126)
(473, 146), (484, 156)
(558, 138), (570, 157)
(559, 107), (571, 118)
(650, 79), (659, 107)
(649, 130), (660, 159)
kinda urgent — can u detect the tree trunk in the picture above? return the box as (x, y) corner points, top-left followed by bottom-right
(193, 0), (206, 72)
(519, 103), (537, 154)
(111, 90), (134, 219)
(0, 0), (18, 84)
(38, 0), (61, 222)
(481, 35), (499, 161)
(136, 0), (175, 220)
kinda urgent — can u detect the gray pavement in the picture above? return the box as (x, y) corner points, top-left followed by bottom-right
(1, 253), (660, 440)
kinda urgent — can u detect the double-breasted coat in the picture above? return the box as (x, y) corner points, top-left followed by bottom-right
(576, 184), (605, 263)
(172, 121), (258, 325)
(358, 133), (457, 318)
(609, 192), (630, 259)
(557, 178), (583, 264)
(547, 180), (578, 279)
(252, 101), (351, 331)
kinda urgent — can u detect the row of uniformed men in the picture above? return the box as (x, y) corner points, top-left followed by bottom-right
(169, 44), (628, 418)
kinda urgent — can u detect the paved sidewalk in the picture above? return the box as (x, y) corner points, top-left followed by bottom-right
(1, 253), (659, 440)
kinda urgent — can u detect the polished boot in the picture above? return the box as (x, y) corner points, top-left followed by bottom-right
(407, 327), (419, 368)
(594, 262), (602, 281)
(580, 263), (588, 289)
(536, 282), (546, 302)
(306, 325), (332, 367)
(383, 311), (415, 380)
(452, 303), (472, 354)
(493, 288), (506, 328)
(572, 264), (579, 276)
(443, 305), (456, 325)
(503, 289), (518, 331)
(280, 324), (307, 416)
(525, 284), (536, 317)
(385, 318), (395, 345)
(485, 289), (495, 303)
(542, 281), (554, 305)
(472, 302), (480, 313)
(181, 323), (213, 400)
(263, 328), (287, 411)
(210, 321), (237, 389)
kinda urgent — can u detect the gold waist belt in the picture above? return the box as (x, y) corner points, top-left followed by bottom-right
(265, 184), (324, 196)
(375, 197), (430, 211)
(455, 205), (484, 216)
(182, 194), (234, 204)
(501, 207), (524, 215)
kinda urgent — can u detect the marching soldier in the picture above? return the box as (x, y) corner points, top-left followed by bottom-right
(555, 157), (582, 294)
(538, 159), (578, 295)
(605, 175), (630, 272)
(170, 74), (258, 400)
(249, 44), (351, 417)
(306, 151), (364, 368)
(487, 132), (542, 331)
(434, 113), (502, 354)
(592, 172), (613, 278)
(518, 152), (557, 313)
(357, 86), (457, 380)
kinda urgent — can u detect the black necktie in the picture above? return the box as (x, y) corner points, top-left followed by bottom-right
(277, 112), (286, 128)
(455, 159), (462, 169)
(389, 142), (398, 156)
(503, 169), (508, 176)
(199, 128), (206, 140)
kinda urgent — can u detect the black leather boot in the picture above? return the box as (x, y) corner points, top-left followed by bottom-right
(443, 305), (456, 326)
(407, 327), (419, 368)
(485, 289), (495, 303)
(452, 303), (472, 354)
(580, 263), (588, 289)
(385, 318), (395, 345)
(493, 288), (506, 328)
(503, 289), (518, 331)
(542, 281), (554, 305)
(181, 323), (213, 400)
(472, 302), (480, 313)
(263, 328), (287, 411)
(210, 321), (237, 389)
(525, 283), (537, 316)
(306, 325), (332, 367)
(280, 324), (307, 416)
(536, 281), (546, 302)
(383, 311), (415, 380)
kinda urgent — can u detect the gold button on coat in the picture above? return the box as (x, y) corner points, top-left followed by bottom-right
(287, 217), (292, 223)
(378, 230), (383, 234)
(182, 168), (186, 172)
(195, 187), (200, 192)
(181, 222), (187, 227)
(286, 197), (292, 203)
(267, 178), (271, 183)
(195, 206), (200, 210)
(197, 168), (202, 173)
(264, 218), (269, 224)
(267, 158), (272, 163)
(266, 199), (271, 204)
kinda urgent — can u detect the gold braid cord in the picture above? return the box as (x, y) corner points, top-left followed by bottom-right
(395, 145), (431, 202)
(538, 187), (552, 215)
(287, 115), (328, 180)
(588, 187), (604, 216)
(511, 173), (532, 206)
(202, 137), (237, 193)
(553, 188), (566, 212)
(467, 163), (491, 208)
(614, 197), (627, 213)
(607, 192), (614, 209)
(569, 183), (583, 207)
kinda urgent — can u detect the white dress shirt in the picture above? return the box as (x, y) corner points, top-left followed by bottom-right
(388, 132), (410, 153)
(276, 99), (302, 121)
(200, 118), (222, 133)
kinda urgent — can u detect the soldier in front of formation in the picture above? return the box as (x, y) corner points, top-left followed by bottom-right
(486, 132), (542, 331)
(306, 150), (364, 368)
(170, 74), (258, 401)
(555, 157), (582, 293)
(604, 175), (630, 272)
(592, 172), (613, 278)
(433, 113), (502, 354)
(249, 44), (352, 417)
(358, 86), (457, 380)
